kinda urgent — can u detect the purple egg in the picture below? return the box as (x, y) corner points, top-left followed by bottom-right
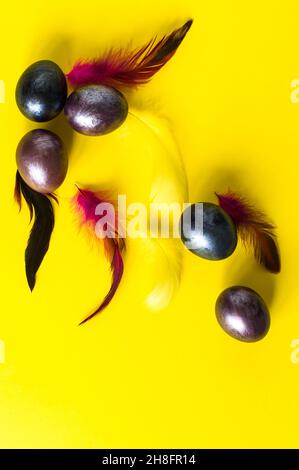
(64, 85), (128, 136)
(215, 286), (270, 342)
(16, 129), (67, 193)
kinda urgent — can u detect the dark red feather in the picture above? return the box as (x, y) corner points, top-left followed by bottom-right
(73, 187), (125, 324)
(79, 241), (124, 325)
(66, 20), (193, 89)
(216, 191), (281, 274)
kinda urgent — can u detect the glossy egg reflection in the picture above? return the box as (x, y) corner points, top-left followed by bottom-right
(64, 84), (128, 136)
(215, 286), (270, 342)
(180, 202), (237, 260)
(16, 129), (67, 193)
(16, 60), (67, 122)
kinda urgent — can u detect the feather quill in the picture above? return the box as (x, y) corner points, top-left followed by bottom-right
(66, 20), (193, 89)
(14, 171), (58, 290)
(216, 191), (281, 273)
(72, 187), (125, 325)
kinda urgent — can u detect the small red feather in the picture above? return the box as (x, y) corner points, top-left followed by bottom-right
(66, 20), (193, 89)
(216, 191), (281, 274)
(73, 187), (125, 324)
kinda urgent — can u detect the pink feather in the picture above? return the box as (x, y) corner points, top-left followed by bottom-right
(66, 20), (193, 89)
(73, 187), (125, 324)
(216, 191), (281, 274)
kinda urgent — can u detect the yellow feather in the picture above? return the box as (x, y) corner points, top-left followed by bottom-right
(144, 238), (184, 311)
(130, 111), (188, 311)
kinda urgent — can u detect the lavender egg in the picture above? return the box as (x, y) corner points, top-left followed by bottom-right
(16, 129), (67, 193)
(64, 85), (128, 136)
(215, 286), (270, 342)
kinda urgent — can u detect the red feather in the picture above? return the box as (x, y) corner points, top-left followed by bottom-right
(66, 20), (193, 89)
(216, 191), (281, 274)
(73, 187), (125, 324)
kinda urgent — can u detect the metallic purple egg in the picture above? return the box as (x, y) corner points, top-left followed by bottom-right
(64, 85), (129, 136)
(16, 129), (68, 193)
(215, 286), (270, 342)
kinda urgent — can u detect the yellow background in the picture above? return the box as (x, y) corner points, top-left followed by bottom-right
(0, 0), (298, 448)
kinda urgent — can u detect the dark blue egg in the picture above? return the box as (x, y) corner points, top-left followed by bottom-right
(215, 286), (270, 342)
(180, 202), (237, 260)
(16, 60), (67, 122)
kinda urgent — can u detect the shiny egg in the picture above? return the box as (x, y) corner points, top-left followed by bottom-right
(16, 60), (67, 122)
(180, 202), (237, 260)
(64, 84), (128, 136)
(215, 286), (270, 342)
(16, 129), (67, 193)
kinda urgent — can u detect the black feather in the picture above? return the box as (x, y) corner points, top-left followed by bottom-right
(14, 171), (58, 290)
(147, 19), (193, 64)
